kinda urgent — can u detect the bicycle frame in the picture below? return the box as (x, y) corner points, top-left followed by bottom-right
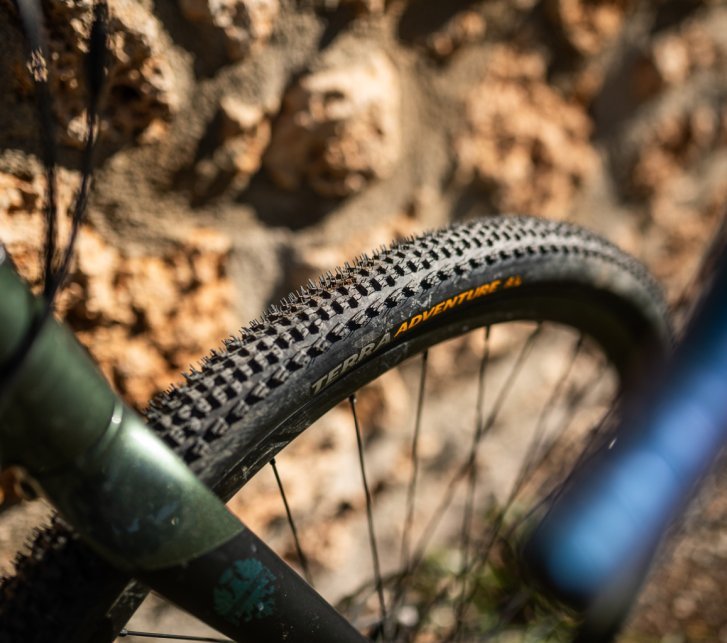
(2, 222), (726, 643)
(525, 236), (727, 641)
(3, 0), (726, 637)
(0, 247), (365, 642)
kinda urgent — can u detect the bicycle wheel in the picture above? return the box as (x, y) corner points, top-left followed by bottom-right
(0, 215), (671, 642)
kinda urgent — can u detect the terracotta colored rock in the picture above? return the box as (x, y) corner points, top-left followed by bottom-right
(12, 0), (181, 148)
(346, 0), (386, 14)
(177, 0), (279, 60)
(630, 105), (723, 200)
(546, 0), (632, 55)
(313, 0), (386, 15)
(455, 46), (596, 218)
(424, 10), (487, 60)
(192, 97), (272, 199)
(633, 17), (724, 102)
(622, 11), (727, 217)
(0, 170), (235, 409)
(264, 49), (402, 197)
(0, 168), (77, 285)
(76, 228), (236, 408)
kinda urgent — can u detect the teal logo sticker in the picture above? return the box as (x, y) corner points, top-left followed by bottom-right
(213, 558), (276, 625)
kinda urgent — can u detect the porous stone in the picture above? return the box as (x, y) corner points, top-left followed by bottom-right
(177, 0), (279, 61)
(263, 49), (401, 197)
(311, 0), (386, 15)
(191, 96), (272, 200)
(632, 16), (724, 102)
(546, 0), (632, 56)
(12, 0), (181, 148)
(629, 104), (724, 201)
(0, 170), (235, 408)
(426, 10), (486, 59)
(455, 45), (597, 218)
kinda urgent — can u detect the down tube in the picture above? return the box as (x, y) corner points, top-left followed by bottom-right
(141, 527), (367, 643)
(47, 405), (367, 643)
(523, 255), (727, 639)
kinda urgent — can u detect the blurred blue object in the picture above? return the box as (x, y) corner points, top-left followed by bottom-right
(524, 256), (727, 638)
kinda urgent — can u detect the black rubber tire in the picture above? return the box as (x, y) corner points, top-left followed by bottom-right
(0, 216), (672, 642)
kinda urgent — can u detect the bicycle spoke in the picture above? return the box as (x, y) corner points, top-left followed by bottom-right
(399, 324), (543, 637)
(477, 589), (531, 641)
(123, 327), (619, 640)
(444, 333), (585, 640)
(349, 394), (388, 637)
(119, 629), (233, 642)
(270, 458), (313, 585)
(400, 350), (428, 570)
(502, 359), (614, 540)
(454, 326), (490, 632)
(409, 324), (542, 573)
(503, 333), (584, 512)
(441, 350), (613, 641)
(416, 327), (594, 640)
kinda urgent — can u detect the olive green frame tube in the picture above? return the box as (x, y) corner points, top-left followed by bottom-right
(0, 252), (117, 472)
(0, 253), (241, 569)
(0, 253), (367, 642)
(39, 402), (245, 570)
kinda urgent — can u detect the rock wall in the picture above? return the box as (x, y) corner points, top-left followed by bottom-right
(1, 0), (727, 636)
(2, 0), (726, 402)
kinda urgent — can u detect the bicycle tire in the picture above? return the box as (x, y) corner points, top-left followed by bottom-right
(0, 215), (672, 642)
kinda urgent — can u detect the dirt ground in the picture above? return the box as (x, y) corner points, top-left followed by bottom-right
(1, 0), (727, 641)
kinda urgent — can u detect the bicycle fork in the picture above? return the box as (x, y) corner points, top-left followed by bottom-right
(0, 249), (365, 642)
